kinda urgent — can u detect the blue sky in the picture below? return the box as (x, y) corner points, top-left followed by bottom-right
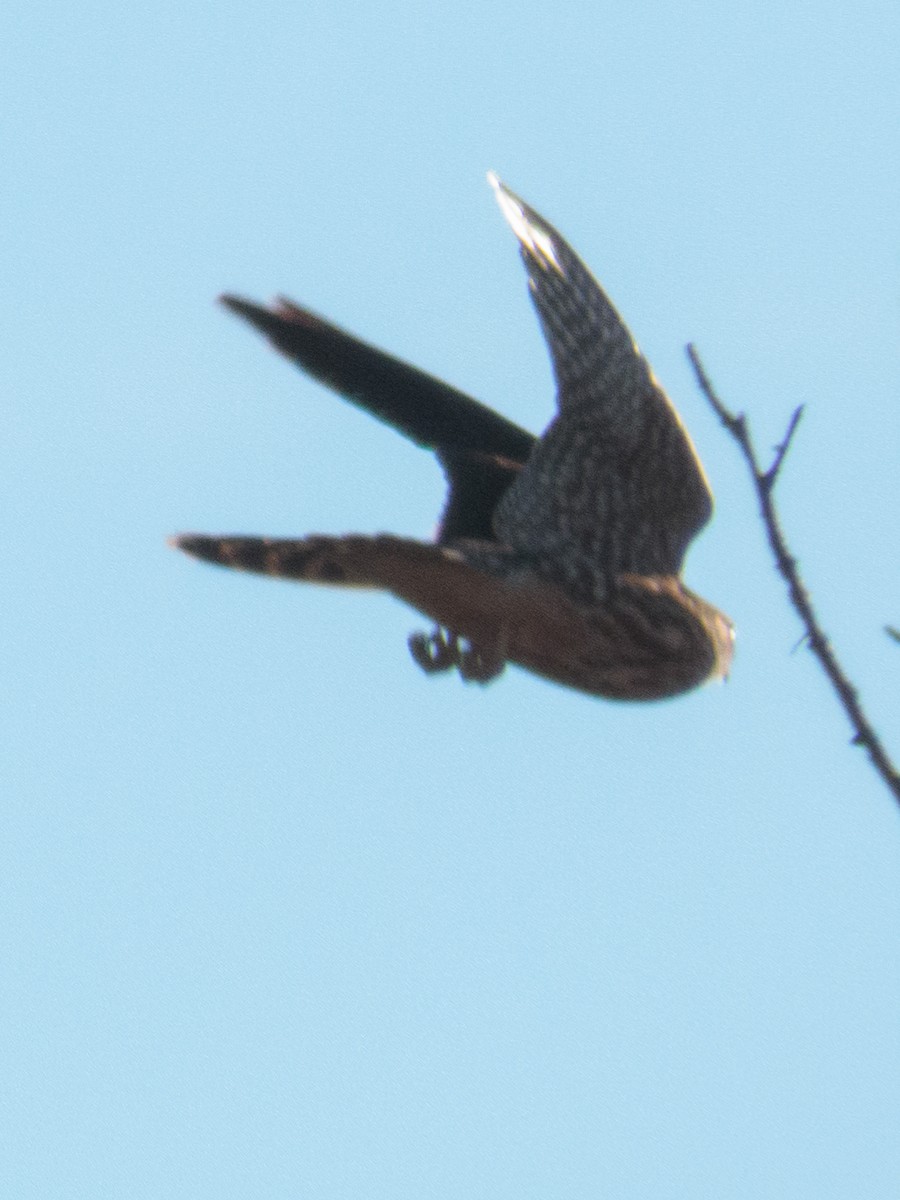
(5, 1), (900, 1196)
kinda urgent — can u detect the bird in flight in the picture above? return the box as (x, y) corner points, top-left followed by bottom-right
(172, 174), (733, 700)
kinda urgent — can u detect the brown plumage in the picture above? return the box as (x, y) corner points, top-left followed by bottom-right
(172, 175), (733, 700)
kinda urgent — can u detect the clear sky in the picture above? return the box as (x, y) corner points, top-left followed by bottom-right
(5, 1), (900, 1196)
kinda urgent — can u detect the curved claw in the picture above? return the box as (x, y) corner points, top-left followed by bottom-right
(457, 643), (505, 684)
(407, 627), (506, 685)
(407, 628), (460, 674)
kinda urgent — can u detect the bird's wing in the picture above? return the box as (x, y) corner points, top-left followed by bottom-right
(221, 296), (535, 462)
(488, 176), (713, 578)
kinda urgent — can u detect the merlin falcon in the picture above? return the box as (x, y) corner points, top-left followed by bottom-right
(172, 175), (733, 700)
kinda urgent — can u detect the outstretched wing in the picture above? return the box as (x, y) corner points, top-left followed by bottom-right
(221, 296), (535, 460)
(488, 175), (713, 581)
(221, 295), (534, 542)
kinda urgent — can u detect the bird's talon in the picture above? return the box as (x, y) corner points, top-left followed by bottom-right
(458, 640), (506, 684)
(408, 628), (459, 674)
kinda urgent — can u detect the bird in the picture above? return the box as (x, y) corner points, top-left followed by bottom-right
(172, 174), (733, 701)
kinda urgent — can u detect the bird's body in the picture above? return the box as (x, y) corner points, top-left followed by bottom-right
(173, 176), (733, 700)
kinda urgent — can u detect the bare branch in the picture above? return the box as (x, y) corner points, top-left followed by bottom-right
(763, 404), (804, 491)
(687, 345), (900, 809)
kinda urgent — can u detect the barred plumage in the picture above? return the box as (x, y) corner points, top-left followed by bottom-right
(172, 176), (733, 700)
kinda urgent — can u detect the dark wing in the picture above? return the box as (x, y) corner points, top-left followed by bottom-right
(488, 175), (713, 579)
(433, 448), (524, 541)
(221, 295), (534, 542)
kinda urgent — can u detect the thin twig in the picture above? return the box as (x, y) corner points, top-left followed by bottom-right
(687, 344), (900, 809)
(762, 404), (804, 489)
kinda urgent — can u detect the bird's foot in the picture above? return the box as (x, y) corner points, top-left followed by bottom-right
(457, 642), (505, 684)
(407, 627), (506, 686)
(408, 628), (460, 674)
